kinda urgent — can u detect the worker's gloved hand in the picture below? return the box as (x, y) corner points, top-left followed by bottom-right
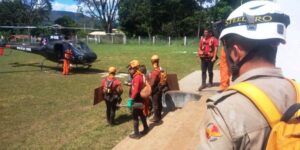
(127, 98), (133, 108)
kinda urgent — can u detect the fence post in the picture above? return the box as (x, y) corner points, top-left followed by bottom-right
(111, 35), (114, 44)
(168, 36), (171, 46)
(123, 35), (127, 44)
(94, 35), (97, 44)
(184, 36), (187, 46)
(99, 35), (101, 44)
(86, 35), (88, 44)
(152, 36), (155, 45)
(138, 36), (141, 45)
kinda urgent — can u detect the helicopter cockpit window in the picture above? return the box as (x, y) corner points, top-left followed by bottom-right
(70, 42), (91, 53)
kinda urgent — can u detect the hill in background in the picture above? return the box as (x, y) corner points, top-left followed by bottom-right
(47, 10), (98, 28)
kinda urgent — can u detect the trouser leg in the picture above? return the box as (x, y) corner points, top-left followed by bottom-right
(110, 100), (117, 124)
(105, 100), (111, 124)
(157, 93), (162, 120)
(201, 58), (208, 85)
(139, 109), (148, 130)
(152, 93), (161, 121)
(208, 60), (214, 85)
(132, 109), (140, 134)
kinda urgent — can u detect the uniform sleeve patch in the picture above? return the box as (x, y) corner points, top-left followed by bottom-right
(205, 123), (222, 142)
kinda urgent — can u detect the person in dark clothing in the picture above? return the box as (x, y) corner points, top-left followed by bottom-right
(101, 67), (123, 125)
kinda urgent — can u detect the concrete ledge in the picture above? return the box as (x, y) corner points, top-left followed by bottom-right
(162, 91), (201, 111)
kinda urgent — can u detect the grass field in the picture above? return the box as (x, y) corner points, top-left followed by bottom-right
(0, 43), (204, 149)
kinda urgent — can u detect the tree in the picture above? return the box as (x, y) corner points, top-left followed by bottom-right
(119, 0), (152, 37)
(22, 0), (53, 25)
(76, 0), (120, 33)
(119, 0), (199, 37)
(54, 16), (78, 38)
(0, 0), (52, 26)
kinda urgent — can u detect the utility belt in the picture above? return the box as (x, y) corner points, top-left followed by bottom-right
(104, 93), (121, 103)
(199, 51), (214, 58)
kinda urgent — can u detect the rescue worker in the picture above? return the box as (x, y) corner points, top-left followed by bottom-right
(63, 49), (72, 75)
(101, 67), (123, 125)
(149, 55), (163, 123)
(198, 29), (219, 91)
(127, 60), (149, 139)
(218, 47), (231, 92)
(197, 1), (293, 149)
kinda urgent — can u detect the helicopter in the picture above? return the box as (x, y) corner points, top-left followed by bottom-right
(0, 25), (98, 69)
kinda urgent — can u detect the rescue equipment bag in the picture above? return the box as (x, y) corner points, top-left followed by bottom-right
(140, 75), (152, 99)
(228, 79), (300, 150)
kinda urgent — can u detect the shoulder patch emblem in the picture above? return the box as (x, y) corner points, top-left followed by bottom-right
(205, 123), (222, 142)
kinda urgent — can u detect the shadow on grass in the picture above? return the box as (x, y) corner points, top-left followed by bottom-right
(3, 62), (105, 74)
(114, 114), (132, 125)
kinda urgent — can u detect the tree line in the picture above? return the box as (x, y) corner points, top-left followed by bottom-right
(0, 0), (250, 38)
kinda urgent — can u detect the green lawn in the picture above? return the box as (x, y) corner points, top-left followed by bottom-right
(0, 43), (201, 149)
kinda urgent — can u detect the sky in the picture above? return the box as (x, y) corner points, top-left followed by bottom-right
(52, 0), (79, 12)
(276, 0), (300, 81)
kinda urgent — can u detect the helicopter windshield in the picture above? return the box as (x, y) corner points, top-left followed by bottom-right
(69, 42), (91, 53)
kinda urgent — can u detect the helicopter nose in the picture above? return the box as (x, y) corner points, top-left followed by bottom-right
(84, 52), (97, 63)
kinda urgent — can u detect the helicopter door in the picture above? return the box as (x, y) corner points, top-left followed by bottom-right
(54, 44), (64, 60)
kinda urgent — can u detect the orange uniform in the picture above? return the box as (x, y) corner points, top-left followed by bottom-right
(63, 49), (72, 75)
(219, 47), (231, 90)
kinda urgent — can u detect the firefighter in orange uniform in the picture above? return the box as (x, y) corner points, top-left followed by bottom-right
(219, 47), (231, 92)
(63, 49), (72, 75)
(127, 60), (149, 139)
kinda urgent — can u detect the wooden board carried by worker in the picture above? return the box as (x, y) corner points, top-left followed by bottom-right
(94, 86), (104, 105)
(167, 74), (180, 91)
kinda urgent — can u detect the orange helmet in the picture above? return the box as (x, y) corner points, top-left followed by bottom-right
(151, 54), (159, 61)
(129, 59), (140, 68)
(108, 66), (117, 74)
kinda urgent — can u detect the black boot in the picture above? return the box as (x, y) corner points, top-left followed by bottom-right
(140, 115), (149, 135)
(198, 73), (207, 91)
(198, 83), (206, 91)
(208, 73), (213, 87)
(150, 110), (160, 123)
(129, 121), (141, 139)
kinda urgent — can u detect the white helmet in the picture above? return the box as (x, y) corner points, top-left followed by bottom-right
(220, 0), (290, 43)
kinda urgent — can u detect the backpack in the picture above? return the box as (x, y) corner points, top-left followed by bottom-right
(228, 79), (300, 150)
(103, 78), (116, 102)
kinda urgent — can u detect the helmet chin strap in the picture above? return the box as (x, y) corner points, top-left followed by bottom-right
(224, 45), (258, 81)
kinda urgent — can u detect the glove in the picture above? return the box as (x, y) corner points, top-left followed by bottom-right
(127, 98), (134, 108)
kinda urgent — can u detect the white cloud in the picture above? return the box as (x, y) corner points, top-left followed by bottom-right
(52, 2), (79, 12)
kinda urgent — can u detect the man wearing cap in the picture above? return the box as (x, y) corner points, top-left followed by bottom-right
(101, 67), (123, 125)
(149, 54), (163, 123)
(127, 60), (149, 139)
(197, 1), (294, 149)
(198, 29), (219, 91)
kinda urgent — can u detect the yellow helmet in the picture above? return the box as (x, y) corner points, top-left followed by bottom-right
(108, 66), (117, 74)
(151, 54), (159, 60)
(129, 59), (140, 68)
